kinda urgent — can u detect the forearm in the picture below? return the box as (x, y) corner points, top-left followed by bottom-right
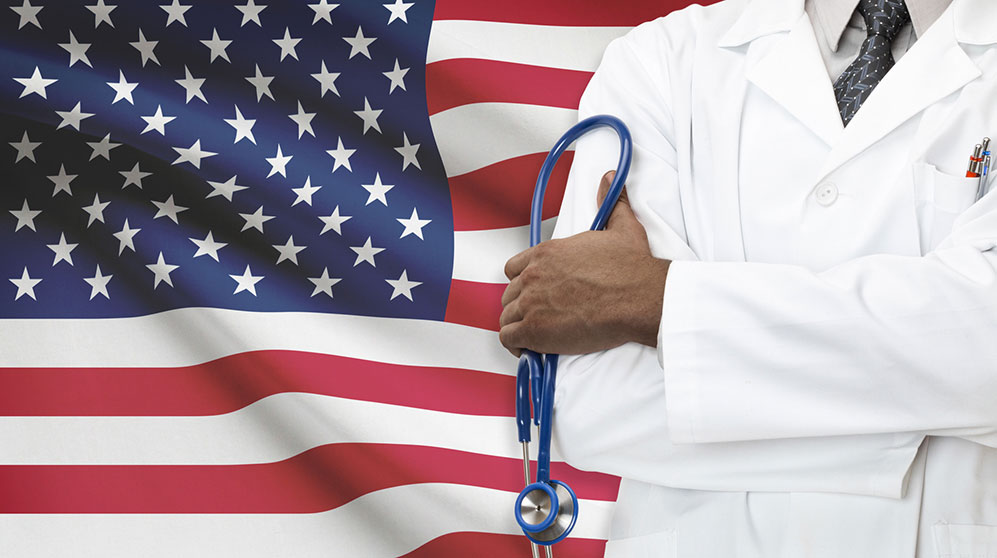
(660, 237), (997, 446)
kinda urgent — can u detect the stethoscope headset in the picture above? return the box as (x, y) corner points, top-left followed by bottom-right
(514, 114), (632, 557)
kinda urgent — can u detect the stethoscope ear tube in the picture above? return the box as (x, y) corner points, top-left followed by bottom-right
(516, 354), (533, 442)
(530, 115), (633, 247)
(514, 114), (632, 552)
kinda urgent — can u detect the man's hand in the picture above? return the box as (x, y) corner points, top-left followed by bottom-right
(499, 171), (670, 356)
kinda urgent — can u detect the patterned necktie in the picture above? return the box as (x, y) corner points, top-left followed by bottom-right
(832, 0), (911, 126)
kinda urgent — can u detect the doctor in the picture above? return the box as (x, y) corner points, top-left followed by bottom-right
(499, 0), (997, 556)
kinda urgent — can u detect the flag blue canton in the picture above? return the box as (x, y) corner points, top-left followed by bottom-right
(1, 0), (453, 320)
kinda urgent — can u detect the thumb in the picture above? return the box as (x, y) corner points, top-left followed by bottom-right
(596, 170), (641, 234)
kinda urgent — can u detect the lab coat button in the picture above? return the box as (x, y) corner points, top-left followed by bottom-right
(815, 183), (838, 206)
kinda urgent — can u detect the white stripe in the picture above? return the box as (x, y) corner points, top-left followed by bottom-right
(0, 392), (573, 465)
(453, 219), (557, 284)
(427, 20), (629, 72)
(0, 484), (615, 558)
(0, 308), (516, 373)
(431, 103), (578, 177)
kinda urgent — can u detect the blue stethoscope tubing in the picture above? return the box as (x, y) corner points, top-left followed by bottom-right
(513, 114), (633, 548)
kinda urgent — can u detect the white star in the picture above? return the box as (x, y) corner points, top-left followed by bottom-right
(86, 0), (116, 28)
(140, 104), (175, 135)
(266, 144), (292, 178)
(362, 173), (393, 206)
(308, 268), (341, 298)
(190, 231), (227, 261)
(273, 27), (301, 61)
(9, 131), (40, 163)
(55, 102), (95, 130)
(236, 0), (266, 27)
(326, 137), (355, 172)
(47, 233), (77, 266)
(291, 176), (321, 206)
(147, 252), (179, 288)
(119, 162), (151, 189)
(397, 207), (431, 239)
(10, 200), (41, 231)
(343, 26), (376, 59)
(13, 66), (56, 99)
(273, 235), (306, 265)
(224, 105), (256, 144)
(106, 70), (138, 104)
(200, 28), (231, 63)
(112, 218), (140, 254)
(10, 268), (41, 301)
(152, 194), (188, 224)
(130, 29), (160, 67)
(239, 206), (274, 233)
(383, 0), (414, 24)
(311, 61), (340, 97)
(288, 101), (316, 139)
(160, 0), (191, 26)
(395, 132), (421, 170)
(172, 139), (216, 168)
(309, 0), (338, 24)
(84, 265), (113, 300)
(82, 194), (109, 227)
(386, 269), (421, 301)
(59, 31), (92, 68)
(230, 265), (263, 295)
(11, 0), (42, 29)
(246, 64), (274, 102)
(206, 175), (248, 201)
(318, 205), (351, 235)
(350, 237), (384, 267)
(47, 164), (76, 196)
(383, 59), (409, 93)
(176, 65), (206, 103)
(87, 133), (120, 161)
(354, 97), (382, 135)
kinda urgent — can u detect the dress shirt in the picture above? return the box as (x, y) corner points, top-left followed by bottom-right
(804, 0), (953, 82)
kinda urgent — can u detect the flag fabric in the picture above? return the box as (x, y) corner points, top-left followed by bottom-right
(1, 1), (693, 556)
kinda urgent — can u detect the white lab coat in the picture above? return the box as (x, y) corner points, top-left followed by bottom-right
(551, 0), (997, 556)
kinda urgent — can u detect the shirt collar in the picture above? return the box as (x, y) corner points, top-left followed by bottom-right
(808, 0), (954, 51)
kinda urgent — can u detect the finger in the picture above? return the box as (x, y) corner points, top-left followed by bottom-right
(504, 246), (534, 280)
(499, 322), (525, 357)
(500, 276), (522, 307)
(498, 296), (524, 329)
(596, 170), (617, 207)
(595, 170), (638, 231)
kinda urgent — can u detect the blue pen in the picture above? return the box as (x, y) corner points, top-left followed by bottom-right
(978, 137), (991, 201)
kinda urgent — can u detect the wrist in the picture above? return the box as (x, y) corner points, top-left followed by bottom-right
(629, 257), (670, 347)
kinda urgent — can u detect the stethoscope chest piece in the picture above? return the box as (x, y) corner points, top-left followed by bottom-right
(516, 480), (578, 544)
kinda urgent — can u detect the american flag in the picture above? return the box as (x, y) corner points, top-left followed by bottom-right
(0, 1), (690, 556)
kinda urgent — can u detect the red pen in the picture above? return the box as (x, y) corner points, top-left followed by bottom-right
(967, 143), (983, 178)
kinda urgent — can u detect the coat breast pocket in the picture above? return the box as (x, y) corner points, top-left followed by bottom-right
(933, 523), (997, 558)
(913, 162), (984, 253)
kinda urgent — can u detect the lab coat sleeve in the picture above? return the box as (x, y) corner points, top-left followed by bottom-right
(661, 213), (997, 446)
(550, 31), (926, 499)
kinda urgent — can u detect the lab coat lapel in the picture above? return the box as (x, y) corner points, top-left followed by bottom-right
(743, 12), (845, 147)
(816, 5), (981, 179)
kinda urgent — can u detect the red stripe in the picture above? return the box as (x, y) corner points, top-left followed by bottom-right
(0, 350), (512, 417)
(426, 59), (592, 116)
(450, 152), (573, 231)
(0, 443), (621, 513)
(401, 532), (608, 558)
(445, 279), (504, 331)
(432, 0), (709, 26)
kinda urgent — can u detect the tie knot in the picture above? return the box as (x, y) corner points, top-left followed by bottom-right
(857, 0), (911, 42)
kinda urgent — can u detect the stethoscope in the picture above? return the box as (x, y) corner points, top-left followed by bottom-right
(514, 114), (632, 557)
